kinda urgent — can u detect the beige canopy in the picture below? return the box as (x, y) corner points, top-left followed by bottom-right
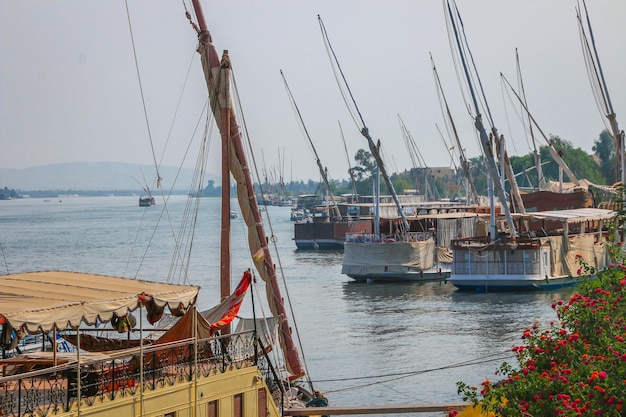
(0, 271), (200, 333)
(517, 208), (615, 223)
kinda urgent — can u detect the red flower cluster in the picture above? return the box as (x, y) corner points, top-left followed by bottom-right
(451, 239), (626, 416)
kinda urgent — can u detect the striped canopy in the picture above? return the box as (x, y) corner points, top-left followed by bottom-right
(0, 271), (200, 333)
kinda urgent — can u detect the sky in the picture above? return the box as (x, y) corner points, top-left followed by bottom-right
(1, 0), (625, 186)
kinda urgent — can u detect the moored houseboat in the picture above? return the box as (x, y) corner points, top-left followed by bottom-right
(449, 208), (614, 291)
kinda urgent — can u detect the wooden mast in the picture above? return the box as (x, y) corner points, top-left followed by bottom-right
(190, 0), (304, 378)
(219, 70), (231, 335)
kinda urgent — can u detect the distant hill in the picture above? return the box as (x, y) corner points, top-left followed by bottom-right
(0, 162), (213, 191)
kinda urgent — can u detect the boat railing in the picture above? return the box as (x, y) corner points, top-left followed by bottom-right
(0, 330), (260, 417)
(450, 235), (543, 250)
(345, 231), (431, 243)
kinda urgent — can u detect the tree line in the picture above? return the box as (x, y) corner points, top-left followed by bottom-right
(9, 129), (608, 200)
(310, 129), (616, 200)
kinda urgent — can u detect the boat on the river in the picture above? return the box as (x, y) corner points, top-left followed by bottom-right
(138, 195), (155, 207)
(443, 1), (614, 292)
(449, 208), (614, 290)
(294, 196), (478, 251)
(293, 198), (373, 250)
(342, 210), (481, 282)
(316, 15), (479, 283)
(0, 2), (322, 416)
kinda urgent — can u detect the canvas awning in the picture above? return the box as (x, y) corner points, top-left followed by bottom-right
(521, 208), (615, 223)
(0, 271), (200, 333)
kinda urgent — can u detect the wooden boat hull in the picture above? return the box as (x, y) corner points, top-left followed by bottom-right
(294, 219), (372, 250)
(449, 213), (611, 291)
(342, 237), (450, 283)
(346, 266), (450, 283)
(449, 273), (585, 291)
(139, 196), (155, 207)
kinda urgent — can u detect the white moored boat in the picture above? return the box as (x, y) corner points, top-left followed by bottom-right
(449, 208), (614, 291)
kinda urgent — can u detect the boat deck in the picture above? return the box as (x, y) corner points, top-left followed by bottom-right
(0, 331), (263, 417)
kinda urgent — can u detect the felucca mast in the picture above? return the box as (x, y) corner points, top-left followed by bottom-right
(281, 70), (342, 220)
(339, 121), (359, 203)
(189, 0), (304, 379)
(578, 0), (624, 187)
(444, 0), (518, 238)
(500, 74), (580, 187)
(398, 115), (439, 202)
(514, 49), (545, 190)
(431, 54), (479, 204)
(318, 15), (410, 233)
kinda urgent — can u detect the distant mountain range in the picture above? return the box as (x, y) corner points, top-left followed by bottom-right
(0, 162), (214, 191)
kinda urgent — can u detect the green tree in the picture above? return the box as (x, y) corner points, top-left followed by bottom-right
(468, 155), (488, 196)
(508, 153), (538, 190)
(389, 172), (412, 195)
(352, 149), (376, 180)
(593, 129), (617, 184)
(541, 135), (603, 184)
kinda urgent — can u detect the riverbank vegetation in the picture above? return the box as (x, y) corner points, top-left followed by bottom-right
(449, 213), (626, 416)
(2, 129), (615, 201)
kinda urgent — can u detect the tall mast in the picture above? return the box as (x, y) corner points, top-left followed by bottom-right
(318, 16), (410, 233)
(219, 52), (232, 335)
(444, 0), (517, 238)
(339, 121), (359, 202)
(398, 115), (439, 202)
(501, 74), (580, 186)
(281, 70), (341, 220)
(578, 0), (624, 186)
(431, 55), (479, 204)
(189, 0), (304, 379)
(515, 49), (545, 190)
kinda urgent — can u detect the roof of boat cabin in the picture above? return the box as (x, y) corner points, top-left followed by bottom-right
(514, 208), (615, 223)
(0, 271), (200, 333)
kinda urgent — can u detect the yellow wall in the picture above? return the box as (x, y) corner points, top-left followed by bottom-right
(57, 366), (280, 417)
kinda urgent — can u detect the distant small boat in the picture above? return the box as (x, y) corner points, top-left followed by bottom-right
(230, 210), (238, 219)
(139, 195), (155, 207)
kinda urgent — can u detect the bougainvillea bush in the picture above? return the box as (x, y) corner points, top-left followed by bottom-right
(451, 240), (626, 416)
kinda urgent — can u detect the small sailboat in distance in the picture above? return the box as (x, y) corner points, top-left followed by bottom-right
(0, 2), (322, 416)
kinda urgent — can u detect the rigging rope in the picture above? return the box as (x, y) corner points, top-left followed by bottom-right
(577, 9), (611, 134)
(231, 71), (315, 392)
(500, 77), (520, 156)
(123, 0), (162, 189)
(0, 239), (9, 274)
(318, 16), (365, 133)
(316, 350), (514, 394)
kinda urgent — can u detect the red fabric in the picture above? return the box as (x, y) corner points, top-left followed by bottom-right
(208, 271), (251, 332)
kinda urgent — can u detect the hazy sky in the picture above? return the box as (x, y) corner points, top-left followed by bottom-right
(1, 1), (625, 186)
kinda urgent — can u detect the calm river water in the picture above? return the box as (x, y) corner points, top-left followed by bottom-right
(0, 195), (576, 416)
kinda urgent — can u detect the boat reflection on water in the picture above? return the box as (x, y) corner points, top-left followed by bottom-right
(338, 279), (578, 402)
(342, 280), (455, 300)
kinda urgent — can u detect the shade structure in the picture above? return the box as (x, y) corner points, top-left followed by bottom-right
(0, 271), (200, 333)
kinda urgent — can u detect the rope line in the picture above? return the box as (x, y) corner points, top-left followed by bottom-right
(123, 0), (162, 188)
(318, 15), (365, 132)
(317, 351), (514, 394)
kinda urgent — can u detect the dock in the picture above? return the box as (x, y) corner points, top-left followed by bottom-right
(283, 402), (468, 415)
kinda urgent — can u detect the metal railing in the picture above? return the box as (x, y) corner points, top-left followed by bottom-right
(0, 331), (261, 417)
(345, 232), (431, 243)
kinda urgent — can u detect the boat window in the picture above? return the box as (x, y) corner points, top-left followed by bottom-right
(258, 388), (267, 417)
(234, 393), (243, 417)
(208, 400), (218, 417)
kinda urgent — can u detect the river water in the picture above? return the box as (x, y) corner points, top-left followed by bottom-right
(0, 195), (576, 415)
